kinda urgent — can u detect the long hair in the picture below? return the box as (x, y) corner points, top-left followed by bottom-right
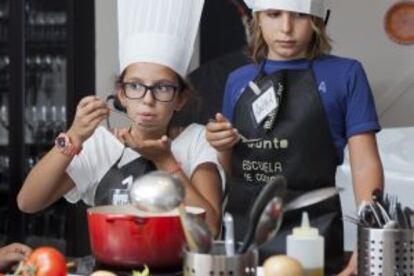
(249, 12), (332, 63)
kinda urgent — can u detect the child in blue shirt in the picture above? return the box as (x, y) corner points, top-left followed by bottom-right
(206, 1), (383, 274)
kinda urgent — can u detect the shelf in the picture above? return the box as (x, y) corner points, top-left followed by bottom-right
(0, 184), (8, 193)
(0, 142), (53, 155)
(26, 41), (67, 53)
(1, 0), (96, 257)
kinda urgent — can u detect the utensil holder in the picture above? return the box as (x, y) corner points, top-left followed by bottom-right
(183, 241), (258, 276)
(358, 226), (414, 275)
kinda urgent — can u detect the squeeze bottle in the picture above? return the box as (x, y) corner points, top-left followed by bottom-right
(287, 212), (324, 276)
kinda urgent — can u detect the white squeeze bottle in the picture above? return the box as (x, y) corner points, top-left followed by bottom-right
(287, 212), (324, 276)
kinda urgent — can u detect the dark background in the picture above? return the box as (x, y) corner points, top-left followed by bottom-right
(185, 0), (251, 125)
(1, 0), (251, 258)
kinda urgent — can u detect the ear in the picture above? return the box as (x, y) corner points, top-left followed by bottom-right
(173, 89), (188, 112)
(117, 89), (127, 108)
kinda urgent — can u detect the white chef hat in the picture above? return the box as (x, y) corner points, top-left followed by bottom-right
(244, 0), (326, 19)
(117, 0), (204, 78)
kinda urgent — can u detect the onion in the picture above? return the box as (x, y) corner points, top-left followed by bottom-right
(90, 270), (117, 276)
(263, 255), (304, 276)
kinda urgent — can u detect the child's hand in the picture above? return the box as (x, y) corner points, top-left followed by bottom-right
(119, 128), (173, 165)
(68, 96), (110, 146)
(206, 113), (240, 152)
(0, 243), (32, 271)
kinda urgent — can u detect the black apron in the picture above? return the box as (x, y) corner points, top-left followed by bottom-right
(227, 61), (344, 273)
(94, 148), (156, 206)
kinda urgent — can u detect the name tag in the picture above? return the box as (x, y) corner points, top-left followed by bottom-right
(252, 86), (278, 124)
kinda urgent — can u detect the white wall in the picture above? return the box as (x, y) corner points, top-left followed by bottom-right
(327, 0), (414, 127)
(326, 1), (414, 251)
(95, 0), (118, 102)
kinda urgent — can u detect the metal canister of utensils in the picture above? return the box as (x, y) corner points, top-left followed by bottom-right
(183, 241), (258, 276)
(358, 226), (414, 275)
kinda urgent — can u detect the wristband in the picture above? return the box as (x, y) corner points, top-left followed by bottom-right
(165, 162), (182, 175)
(55, 133), (82, 156)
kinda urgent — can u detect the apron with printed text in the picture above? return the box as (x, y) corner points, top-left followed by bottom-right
(94, 149), (156, 206)
(227, 61), (344, 273)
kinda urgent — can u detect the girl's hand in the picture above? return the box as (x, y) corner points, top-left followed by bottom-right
(0, 243), (32, 271)
(67, 96), (110, 146)
(206, 113), (240, 152)
(118, 128), (174, 166)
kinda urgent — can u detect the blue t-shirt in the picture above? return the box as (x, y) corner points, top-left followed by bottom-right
(222, 55), (381, 164)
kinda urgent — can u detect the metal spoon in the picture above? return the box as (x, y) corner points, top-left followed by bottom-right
(105, 107), (135, 130)
(238, 133), (263, 143)
(108, 107), (136, 124)
(103, 95), (136, 125)
(237, 175), (287, 254)
(223, 212), (235, 256)
(183, 211), (213, 253)
(251, 186), (341, 250)
(251, 196), (283, 249)
(284, 187), (342, 212)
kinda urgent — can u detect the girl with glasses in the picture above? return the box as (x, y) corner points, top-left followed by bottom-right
(17, 0), (224, 237)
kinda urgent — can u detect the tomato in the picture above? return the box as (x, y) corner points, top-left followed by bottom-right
(20, 247), (67, 276)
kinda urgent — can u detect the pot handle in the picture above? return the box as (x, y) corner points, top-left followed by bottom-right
(105, 214), (148, 225)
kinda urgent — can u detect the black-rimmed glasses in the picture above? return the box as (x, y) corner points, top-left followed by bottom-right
(121, 82), (179, 102)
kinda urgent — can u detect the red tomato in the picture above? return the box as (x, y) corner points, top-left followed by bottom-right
(21, 247), (67, 276)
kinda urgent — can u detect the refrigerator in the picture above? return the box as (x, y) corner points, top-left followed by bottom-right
(0, 0), (94, 257)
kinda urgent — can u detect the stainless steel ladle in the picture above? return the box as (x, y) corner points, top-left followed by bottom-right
(129, 171), (184, 212)
(129, 171), (211, 253)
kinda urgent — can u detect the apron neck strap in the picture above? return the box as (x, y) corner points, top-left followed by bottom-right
(256, 58), (315, 80)
(308, 59), (315, 70)
(114, 146), (127, 166)
(255, 59), (267, 80)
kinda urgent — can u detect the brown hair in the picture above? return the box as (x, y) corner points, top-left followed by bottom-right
(249, 12), (332, 63)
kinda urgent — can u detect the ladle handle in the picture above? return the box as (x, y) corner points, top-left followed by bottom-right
(224, 212), (235, 256)
(178, 204), (199, 252)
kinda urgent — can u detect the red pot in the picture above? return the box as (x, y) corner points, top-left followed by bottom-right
(87, 205), (205, 270)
